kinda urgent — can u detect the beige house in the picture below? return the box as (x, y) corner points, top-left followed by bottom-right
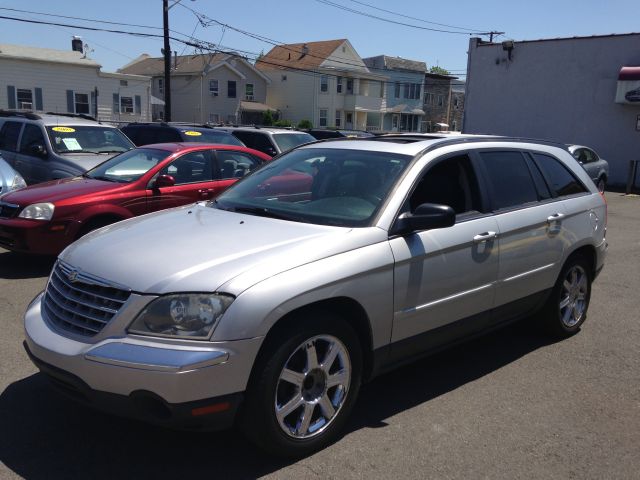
(0, 43), (152, 123)
(256, 39), (388, 131)
(119, 53), (273, 124)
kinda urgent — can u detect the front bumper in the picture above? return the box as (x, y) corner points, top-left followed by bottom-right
(24, 292), (263, 429)
(0, 218), (76, 254)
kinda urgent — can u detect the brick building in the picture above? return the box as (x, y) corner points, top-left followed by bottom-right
(422, 73), (465, 132)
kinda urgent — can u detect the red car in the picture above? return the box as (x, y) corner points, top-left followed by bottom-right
(0, 143), (270, 255)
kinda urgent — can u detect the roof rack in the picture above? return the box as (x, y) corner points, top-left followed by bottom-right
(0, 110), (42, 120)
(45, 112), (97, 121)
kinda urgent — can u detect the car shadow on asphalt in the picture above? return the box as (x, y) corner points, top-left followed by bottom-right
(0, 321), (557, 480)
(0, 251), (55, 280)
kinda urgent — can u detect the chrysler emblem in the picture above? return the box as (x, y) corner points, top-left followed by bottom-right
(67, 270), (79, 283)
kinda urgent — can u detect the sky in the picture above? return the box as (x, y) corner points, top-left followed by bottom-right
(0, 0), (638, 78)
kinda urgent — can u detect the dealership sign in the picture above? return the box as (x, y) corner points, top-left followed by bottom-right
(615, 66), (640, 104)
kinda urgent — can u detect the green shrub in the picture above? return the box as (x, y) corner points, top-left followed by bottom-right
(297, 119), (312, 129)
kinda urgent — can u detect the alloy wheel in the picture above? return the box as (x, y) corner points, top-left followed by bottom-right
(559, 265), (589, 328)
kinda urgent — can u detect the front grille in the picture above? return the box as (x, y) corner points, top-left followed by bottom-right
(43, 261), (131, 337)
(0, 201), (20, 218)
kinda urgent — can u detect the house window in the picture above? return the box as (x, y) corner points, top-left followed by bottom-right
(452, 120), (457, 131)
(120, 80), (128, 87)
(158, 78), (164, 94)
(245, 83), (254, 101)
(394, 82), (400, 99)
(320, 75), (328, 93)
(424, 92), (434, 105)
(337, 76), (343, 93)
(74, 93), (90, 114)
(403, 83), (409, 99)
(414, 83), (421, 100)
(454, 97), (459, 109)
(335, 110), (341, 127)
(209, 80), (219, 96)
(16, 89), (33, 109)
(346, 78), (353, 94)
(120, 96), (134, 114)
(209, 113), (220, 124)
(409, 84), (416, 100)
(227, 81), (236, 98)
(437, 95), (444, 106)
(319, 109), (327, 127)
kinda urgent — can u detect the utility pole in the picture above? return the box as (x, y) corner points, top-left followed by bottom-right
(488, 31), (505, 43)
(163, 0), (172, 122)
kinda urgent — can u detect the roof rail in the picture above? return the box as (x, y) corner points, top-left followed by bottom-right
(0, 110), (42, 120)
(45, 112), (97, 121)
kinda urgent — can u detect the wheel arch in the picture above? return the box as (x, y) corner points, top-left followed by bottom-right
(564, 244), (597, 279)
(76, 212), (128, 238)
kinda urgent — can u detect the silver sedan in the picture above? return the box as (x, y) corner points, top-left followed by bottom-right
(0, 154), (26, 195)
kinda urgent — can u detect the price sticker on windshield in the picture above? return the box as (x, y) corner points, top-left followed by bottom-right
(52, 126), (76, 133)
(183, 131), (202, 136)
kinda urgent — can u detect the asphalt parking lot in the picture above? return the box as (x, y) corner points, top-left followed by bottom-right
(1, 192), (638, 479)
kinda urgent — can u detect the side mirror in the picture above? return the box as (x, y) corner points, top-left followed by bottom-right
(267, 147), (278, 157)
(153, 174), (175, 188)
(393, 203), (456, 235)
(30, 144), (46, 157)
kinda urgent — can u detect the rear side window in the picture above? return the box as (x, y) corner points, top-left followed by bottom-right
(231, 131), (275, 155)
(0, 121), (23, 152)
(216, 151), (261, 179)
(479, 151), (539, 210)
(531, 153), (587, 197)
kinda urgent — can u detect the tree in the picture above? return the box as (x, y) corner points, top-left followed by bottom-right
(429, 66), (451, 75)
(262, 110), (274, 126)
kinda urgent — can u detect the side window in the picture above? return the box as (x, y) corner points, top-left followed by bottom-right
(216, 151), (261, 179)
(409, 155), (482, 216)
(19, 124), (47, 155)
(531, 153), (587, 197)
(582, 149), (594, 163)
(160, 151), (213, 185)
(0, 121), (23, 151)
(479, 151), (539, 210)
(159, 128), (183, 143)
(232, 132), (274, 155)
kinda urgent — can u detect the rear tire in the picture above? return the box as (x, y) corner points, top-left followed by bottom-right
(540, 255), (592, 338)
(597, 177), (606, 193)
(241, 312), (362, 458)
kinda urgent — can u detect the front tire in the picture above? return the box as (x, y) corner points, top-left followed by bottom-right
(241, 313), (362, 457)
(540, 255), (592, 338)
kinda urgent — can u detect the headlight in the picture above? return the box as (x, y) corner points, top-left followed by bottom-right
(18, 202), (55, 220)
(128, 293), (234, 339)
(10, 174), (27, 191)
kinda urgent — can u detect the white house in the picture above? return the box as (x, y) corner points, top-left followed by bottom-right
(256, 39), (389, 131)
(0, 42), (152, 124)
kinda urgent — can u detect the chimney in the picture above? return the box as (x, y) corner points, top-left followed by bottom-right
(71, 36), (83, 53)
(301, 44), (309, 57)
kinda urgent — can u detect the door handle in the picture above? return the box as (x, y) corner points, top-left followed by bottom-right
(547, 213), (565, 223)
(473, 231), (497, 243)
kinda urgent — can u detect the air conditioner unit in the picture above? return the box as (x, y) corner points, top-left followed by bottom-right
(210, 92), (218, 96)
(245, 95), (254, 101)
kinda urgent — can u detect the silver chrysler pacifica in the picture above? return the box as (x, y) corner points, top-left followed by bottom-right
(24, 135), (607, 457)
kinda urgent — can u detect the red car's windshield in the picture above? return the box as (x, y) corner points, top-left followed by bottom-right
(85, 148), (168, 183)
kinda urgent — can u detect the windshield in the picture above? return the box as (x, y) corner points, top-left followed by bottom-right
(272, 132), (316, 152)
(179, 129), (244, 146)
(46, 126), (134, 154)
(85, 148), (168, 183)
(213, 147), (411, 227)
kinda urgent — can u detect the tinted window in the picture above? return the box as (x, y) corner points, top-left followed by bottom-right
(272, 132), (316, 152)
(410, 155), (482, 215)
(525, 156), (552, 200)
(178, 129), (244, 146)
(479, 151), (539, 210)
(0, 121), (23, 152)
(231, 131), (275, 155)
(531, 153), (587, 197)
(160, 151), (213, 184)
(19, 124), (46, 155)
(216, 151), (261, 179)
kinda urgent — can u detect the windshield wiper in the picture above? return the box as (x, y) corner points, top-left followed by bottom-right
(90, 175), (118, 183)
(97, 149), (125, 154)
(232, 206), (301, 222)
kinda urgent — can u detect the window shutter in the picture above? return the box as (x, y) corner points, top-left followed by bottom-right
(134, 95), (141, 114)
(66, 90), (74, 113)
(112, 93), (120, 114)
(7, 86), (16, 109)
(34, 88), (43, 111)
(90, 90), (96, 117)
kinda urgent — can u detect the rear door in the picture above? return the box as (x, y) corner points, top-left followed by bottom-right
(475, 149), (566, 309)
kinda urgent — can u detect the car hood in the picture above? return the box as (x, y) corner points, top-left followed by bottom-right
(61, 152), (121, 171)
(1, 176), (118, 205)
(60, 203), (386, 295)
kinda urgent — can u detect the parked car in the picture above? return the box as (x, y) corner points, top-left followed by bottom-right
(567, 145), (609, 192)
(306, 129), (375, 140)
(24, 135), (607, 457)
(0, 143), (269, 254)
(0, 111), (134, 184)
(217, 126), (316, 156)
(0, 153), (27, 195)
(121, 123), (244, 147)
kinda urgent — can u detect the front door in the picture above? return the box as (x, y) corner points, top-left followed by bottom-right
(389, 153), (499, 347)
(16, 124), (49, 183)
(345, 112), (353, 130)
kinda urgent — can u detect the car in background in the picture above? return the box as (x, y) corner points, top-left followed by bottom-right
(568, 145), (609, 192)
(24, 135), (606, 456)
(306, 129), (375, 140)
(121, 123), (244, 147)
(0, 111), (134, 185)
(217, 126), (316, 156)
(0, 154), (27, 195)
(0, 143), (269, 254)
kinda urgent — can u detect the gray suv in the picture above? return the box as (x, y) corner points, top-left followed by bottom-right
(218, 126), (315, 156)
(0, 111), (134, 184)
(24, 135), (607, 457)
